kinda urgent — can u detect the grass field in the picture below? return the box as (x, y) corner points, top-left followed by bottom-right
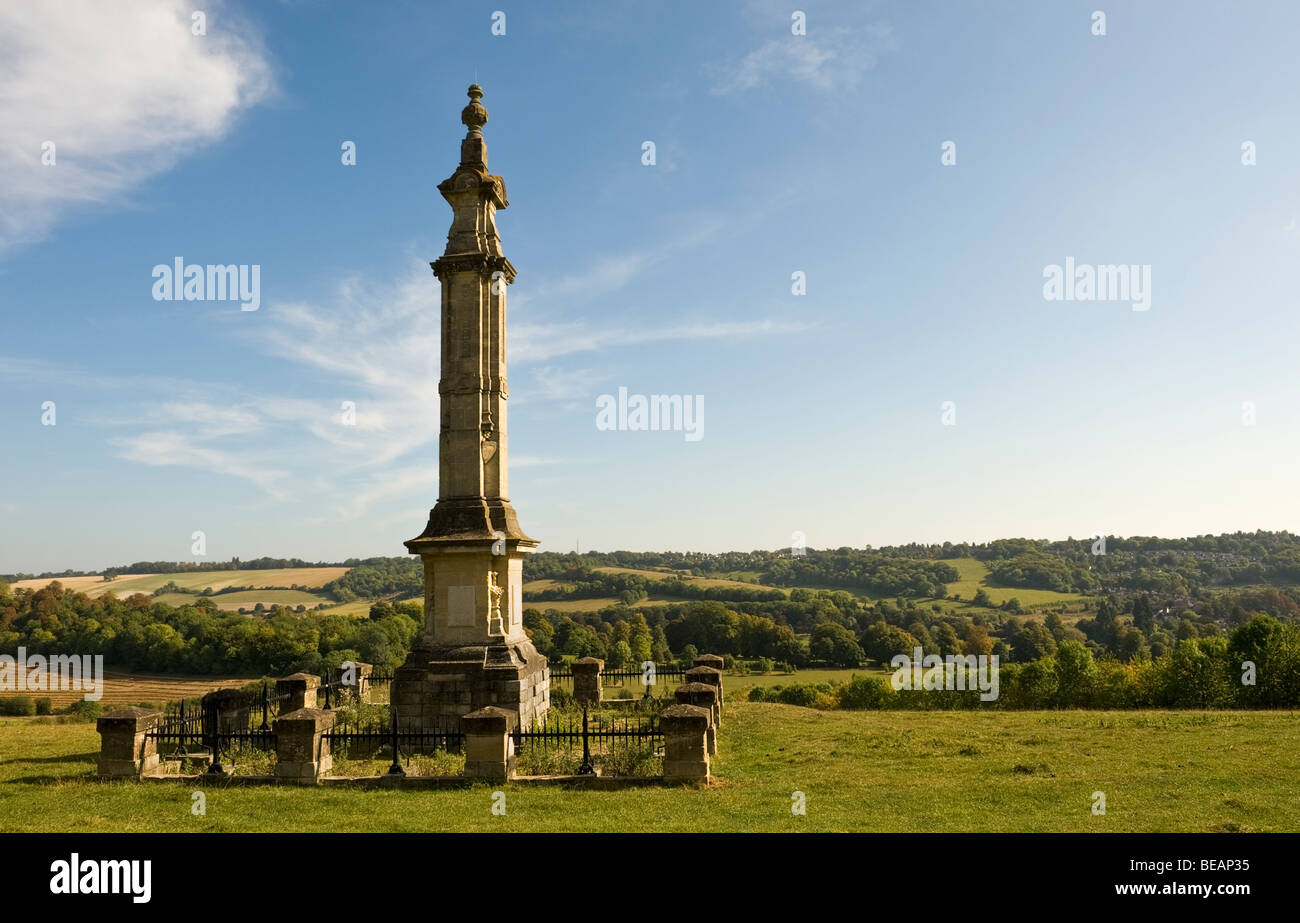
(592, 566), (771, 592)
(1, 698), (1297, 831)
(11, 568), (349, 598)
(943, 557), (1087, 608)
(724, 667), (894, 696)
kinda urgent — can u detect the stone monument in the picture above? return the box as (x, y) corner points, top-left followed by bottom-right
(391, 85), (549, 732)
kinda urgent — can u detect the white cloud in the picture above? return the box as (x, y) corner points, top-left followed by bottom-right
(0, 0), (272, 250)
(709, 24), (898, 95)
(512, 317), (814, 364)
(113, 430), (289, 498)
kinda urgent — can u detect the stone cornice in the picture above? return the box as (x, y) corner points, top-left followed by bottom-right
(430, 253), (517, 282)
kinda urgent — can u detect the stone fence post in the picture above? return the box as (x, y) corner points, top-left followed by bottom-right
(693, 653), (725, 672)
(572, 657), (603, 706)
(97, 707), (163, 778)
(463, 706), (515, 782)
(660, 704), (710, 783)
(276, 672), (320, 712)
(335, 661), (373, 703)
(674, 683), (719, 755)
(202, 688), (251, 734)
(684, 665), (724, 709)
(274, 708), (334, 784)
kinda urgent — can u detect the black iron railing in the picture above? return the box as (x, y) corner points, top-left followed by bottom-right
(513, 705), (662, 774)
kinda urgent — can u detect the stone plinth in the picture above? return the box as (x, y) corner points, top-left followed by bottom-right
(674, 683), (719, 754)
(392, 639), (548, 734)
(97, 707), (163, 777)
(276, 673), (319, 712)
(202, 688), (251, 734)
(693, 653), (725, 671)
(274, 708), (334, 784)
(684, 666), (724, 708)
(462, 706), (516, 782)
(572, 657), (603, 705)
(335, 661), (373, 702)
(660, 704), (710, 783)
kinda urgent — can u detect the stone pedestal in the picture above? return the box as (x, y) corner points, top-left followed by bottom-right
(274, 708), (334, 784)
(693, 653), (725, 672)
(96, 707), (163, 778)
(334, 661), (373, 702)
(684, 666), (724, 709)
(462, 706), (515, 782)
(202, 688), (251, 734)
(276, 673), (319, 712)
(674, 683), (719, 754)
(393, 639), (548, 733)
(660, 705), (711, 783)
(572, 657), (603, 705)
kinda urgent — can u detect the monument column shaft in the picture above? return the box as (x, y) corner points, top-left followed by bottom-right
(437, 266), (508, 501)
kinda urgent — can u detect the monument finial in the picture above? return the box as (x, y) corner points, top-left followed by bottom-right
(462, 84), (488, 135)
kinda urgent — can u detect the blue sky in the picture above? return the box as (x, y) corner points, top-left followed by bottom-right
(2, 0), (1299, 573)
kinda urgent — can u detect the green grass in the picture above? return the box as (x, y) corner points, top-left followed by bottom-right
(2, 702), (1297, 831)
(725, 667), (893, 696)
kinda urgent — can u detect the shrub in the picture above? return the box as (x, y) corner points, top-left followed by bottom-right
(834, 675), (895, 709)
(0, 696), (36, 716)
(61, 700), (104, 721)
(35, 697), (53, 715)
(773, 682), (835, 708)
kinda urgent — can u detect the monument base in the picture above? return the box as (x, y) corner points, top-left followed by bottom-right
(392, 638), (549, 733)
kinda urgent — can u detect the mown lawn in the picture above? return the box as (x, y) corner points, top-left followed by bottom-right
(1, 705), (1297, 832)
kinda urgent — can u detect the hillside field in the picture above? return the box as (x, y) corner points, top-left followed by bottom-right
(11, 567), (348, 598)
(523, 558), (1085, 615)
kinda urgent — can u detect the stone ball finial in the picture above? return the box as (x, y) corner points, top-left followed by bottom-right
(462, 84), (488, 134)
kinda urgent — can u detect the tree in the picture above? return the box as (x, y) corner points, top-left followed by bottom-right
(1132, 595), (1155, 634)
(1010, 621), (1057, 662)
(1115, 625), (1149, 663)
(1054, 640), (1097, 706)
(628, 612), (653, 665)
(810, 621), (864, 667)
(932, 622), (962, 656)
(861, 622), (915, 663)
(608, 640), (634, 669)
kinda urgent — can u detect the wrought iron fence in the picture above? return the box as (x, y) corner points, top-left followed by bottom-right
(322, 707), (462, 776)
(514, 705), (662, 775)
(147, 682), (285, 774)
(548, 663), (686, 703)
(318, 669), (393, 708)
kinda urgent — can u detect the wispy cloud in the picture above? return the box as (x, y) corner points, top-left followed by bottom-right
(113, 430), (290, 499)
(709, 20), (898, 95)
(512, 317), (814, 364)
(0, 0), (272, 250)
